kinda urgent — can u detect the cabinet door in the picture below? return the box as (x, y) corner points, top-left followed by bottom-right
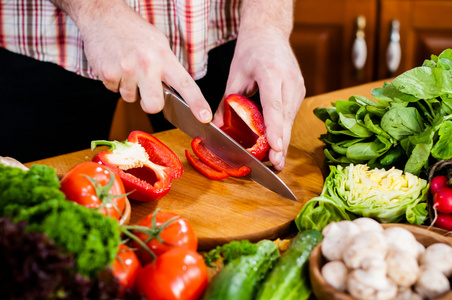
(291, 0), (377, 96)
(376, 0), (452, 79)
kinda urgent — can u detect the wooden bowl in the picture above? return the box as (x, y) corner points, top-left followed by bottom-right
(118, 197), (131, 226)
(309, 223), (452, 300)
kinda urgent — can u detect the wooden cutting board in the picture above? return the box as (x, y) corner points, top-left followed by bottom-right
(25, 80), (389, 250)
(26, 129), (323, 250)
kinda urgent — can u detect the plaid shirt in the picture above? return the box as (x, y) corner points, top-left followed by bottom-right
(0, 0), (241, 80)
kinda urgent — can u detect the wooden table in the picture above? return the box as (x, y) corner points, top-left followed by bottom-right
(24, 79), (390, 250)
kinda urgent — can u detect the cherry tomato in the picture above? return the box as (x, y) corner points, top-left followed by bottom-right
(433, 187), (452, 214)
(433, 213), (452, 231)
(60, 161), (126, 220)
(111, 244), (142, 296)
(136, 247), (208, 300)
(133, 211), (198, 265)
(430, 175), (449, 195)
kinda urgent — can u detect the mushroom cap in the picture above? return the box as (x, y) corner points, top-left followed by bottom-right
(415, 266), (451, 299)
(386, 248), (419, 287)
(321, 221), (361, 261)
(421, 243), (452, 277)
(321, 260), (348, 291)
(342, 231), (387, 269)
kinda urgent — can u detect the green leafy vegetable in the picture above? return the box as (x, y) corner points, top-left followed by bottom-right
(0, 164), (121, 279)
(203, 240), (258, 267)
(0, 164), (65, 214)
(314, 49), (452, 176)
(295, 164), (429, 232)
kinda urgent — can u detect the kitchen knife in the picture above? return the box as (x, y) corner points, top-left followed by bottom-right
(161, 83), (298, 201)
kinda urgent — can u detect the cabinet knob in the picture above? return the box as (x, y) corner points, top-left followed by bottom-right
(352, 15), (367, 72)
(386, 19), (401, 75)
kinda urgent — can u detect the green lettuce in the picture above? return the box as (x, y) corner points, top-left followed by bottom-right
(295, 164), (429, 232)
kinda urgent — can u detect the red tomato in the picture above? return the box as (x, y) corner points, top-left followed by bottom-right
(433, 187), (452, 214)
(111, 244), (142, 296)
(133, 211), (198, 265)
(136, 247), (208, 300)
(60, 161), (126, 220)
(430, 175), (449, 195)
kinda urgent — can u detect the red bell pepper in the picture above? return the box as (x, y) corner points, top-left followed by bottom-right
(220, 94), (270, 161)
(185, 150), (229, 180)
(91, 130), (183, 201)
(190, 137), (250, 177)
(185, 95), (269, 180)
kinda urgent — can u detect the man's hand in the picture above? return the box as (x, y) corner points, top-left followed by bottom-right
(50, 0), (212, 123)
(214, 0), (306, 170)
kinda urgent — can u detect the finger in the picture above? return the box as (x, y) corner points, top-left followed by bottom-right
(212, 98), (225, 128)
(164, 65), (212, 123)
(258, 80), (285, 167)
(138, 78), (165, 114)
(119, 77), (140, 103)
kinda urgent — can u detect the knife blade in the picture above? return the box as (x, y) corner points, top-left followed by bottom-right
(161, 83), (298, 201)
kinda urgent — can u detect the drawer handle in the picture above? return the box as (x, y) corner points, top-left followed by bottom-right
(352, 15), (367, 72)
(386, 19), (401, 75)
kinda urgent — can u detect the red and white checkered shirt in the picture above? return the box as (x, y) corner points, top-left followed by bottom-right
(0, 0), (241, 80)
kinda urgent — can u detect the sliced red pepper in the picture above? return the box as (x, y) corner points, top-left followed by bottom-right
(91, 130), (183, 201)
(185, 150), (229, 180)
(220, 94), (270, 161)
(191, 137), (250, 177)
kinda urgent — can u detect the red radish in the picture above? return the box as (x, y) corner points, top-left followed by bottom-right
(430, 175), (449, 195)
(432, 213), (452, 231)
(433, 187), (452, 214)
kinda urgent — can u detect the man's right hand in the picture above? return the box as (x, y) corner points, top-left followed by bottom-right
(50, 0), (212, 123)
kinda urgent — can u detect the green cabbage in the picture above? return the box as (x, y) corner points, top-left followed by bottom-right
(295, 164), (429, 232)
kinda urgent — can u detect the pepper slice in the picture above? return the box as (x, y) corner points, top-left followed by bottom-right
(190, 137), (250, 177)
(185, 150), (230, 180)
(220, 94), (270, 161)
(91, 131), (183, 201)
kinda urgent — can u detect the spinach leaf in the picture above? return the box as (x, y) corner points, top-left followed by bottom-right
(381, 106), (425, 140)
(431, 120), (452, 160)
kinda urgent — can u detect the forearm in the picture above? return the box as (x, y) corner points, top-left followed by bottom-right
(239, 0), (294, 39)
(49, 0), (130, 33)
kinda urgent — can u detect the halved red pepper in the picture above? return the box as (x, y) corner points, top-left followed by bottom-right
(221, 94), (270, 161)
(91, 130), (183, 201)
(186, 94), (269, 180)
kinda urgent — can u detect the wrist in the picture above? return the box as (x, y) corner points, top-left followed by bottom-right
(239, 0), (294, 39)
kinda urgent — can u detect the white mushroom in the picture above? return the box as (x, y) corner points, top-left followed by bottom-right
(386, 248), (419, 287)
(420, 243), (452, 277)
(347, 268), (397, 300)
(321, 221), (361, 261)
(415, 266), (451, 299)
(353, 217), (384, 233)
(383, 226), (423, 259)
(321, 260), (348, 292)
(394, 287), (423, 300)
(342, 230), (387, 269)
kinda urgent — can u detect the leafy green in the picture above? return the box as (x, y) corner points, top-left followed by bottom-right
(314, 49), (452, 176)
(203, 240), (258, 267)
(0, 164), (65, 214)
(295, 164), (429, 232)
(0, 164), (121, 279)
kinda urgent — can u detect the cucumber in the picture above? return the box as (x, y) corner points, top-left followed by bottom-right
(255, 229), (323, 300)
(202, 239), (279, 300)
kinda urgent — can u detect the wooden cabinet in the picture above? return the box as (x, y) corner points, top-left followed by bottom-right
(291, 0), (452, 97)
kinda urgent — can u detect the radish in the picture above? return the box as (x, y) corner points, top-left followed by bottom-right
(430, 175), (449, 195)
(433, 187), (452, 214)
(433, 213), (452, 231)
